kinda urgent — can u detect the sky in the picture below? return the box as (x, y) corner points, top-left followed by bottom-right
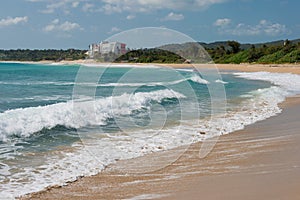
(0, 0), (299, 49)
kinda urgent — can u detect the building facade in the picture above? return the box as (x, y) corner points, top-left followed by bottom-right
(88, 41), (127, 58)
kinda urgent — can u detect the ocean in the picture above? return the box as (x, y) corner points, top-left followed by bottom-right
(1, 62), (300, 198)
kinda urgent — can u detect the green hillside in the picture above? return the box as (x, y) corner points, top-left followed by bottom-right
(160, 39), (300, 64)
(208, 40), (300, 64)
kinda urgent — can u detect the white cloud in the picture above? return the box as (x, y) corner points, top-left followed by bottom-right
(126, 14), (136, 20)
(101, 0), (228, 14)
(72, 2), (80, 8)
(82, 3), (94, 12)
(214, 18), (231, 27)
(101, 3), (122, 14)
(162, 12), (184, 21)
(43, 2), (58, 13)
(0, 16), (28, 27)
(28, 0), (229, 15)
(30, 0), (86, 14)
(108, 27), (121, 34)
(40, 1), (64, 14)
(258, 20), (289, 36)
(216, 19), (290, 36)
(43, 19), (82, 32)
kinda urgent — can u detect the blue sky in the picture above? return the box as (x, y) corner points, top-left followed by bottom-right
(0, 0), (299, 49)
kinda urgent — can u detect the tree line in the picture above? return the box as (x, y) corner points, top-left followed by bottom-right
(116, 40), (300, 64)
(0, 49), (87, 62)
(1, 40), (300, 64)
(115, 48), (185, 63)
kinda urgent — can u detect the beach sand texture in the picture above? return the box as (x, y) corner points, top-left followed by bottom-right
(20, 64), (300, 200)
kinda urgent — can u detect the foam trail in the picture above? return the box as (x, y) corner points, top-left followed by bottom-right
(189, 74), (210, 84)
(0, 74), (209, 87)
(234, 72), (300, 94)
(175, 68), (194, 72)
(81, 64), (161, 68)
(215, 79), (228, 84)
(86, 74), (209, 87)
(0, 81), (75, 86)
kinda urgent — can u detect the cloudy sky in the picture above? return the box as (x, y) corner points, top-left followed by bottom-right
(0, 0), (298, 49)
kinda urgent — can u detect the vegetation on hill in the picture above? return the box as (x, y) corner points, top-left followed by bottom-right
(161, 39), (300, 64)
(0, 49), (87, 62)
(117, 39), (300, 64)
(207, 40), (300, 64)
(114, 48), (185, 63)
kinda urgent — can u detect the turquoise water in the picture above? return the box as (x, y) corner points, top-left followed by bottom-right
(0, 62), (274, 198)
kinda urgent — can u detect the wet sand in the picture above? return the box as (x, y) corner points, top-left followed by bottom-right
(164, 96), (300, 200)
(20, 94), (300, 199)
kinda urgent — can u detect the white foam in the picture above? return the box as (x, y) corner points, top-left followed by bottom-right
(0, 74), (208, 88)
(0, 89), (185, 142)
(0, 144), (104, 199)
(81, 63), (161, 68)
(96, 74), (208, 87)
(215, 79), (228, 84)
(234, 72), (300, 95)
(0, 80), (74, 86)
(200, 71), (300, 138)
(7, 95), (71, 102)
(204, 71), (300, 138)
(175, 68), (194, 72)
(195, 86), (286, 138)
(189, 74), (210, 84)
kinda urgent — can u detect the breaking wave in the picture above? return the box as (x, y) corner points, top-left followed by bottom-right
(0, 89), (185, 142)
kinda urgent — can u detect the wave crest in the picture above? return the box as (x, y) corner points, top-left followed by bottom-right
(0, 89), (185, 142)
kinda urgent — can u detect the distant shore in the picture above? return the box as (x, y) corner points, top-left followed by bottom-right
(2, 60), (300, 75)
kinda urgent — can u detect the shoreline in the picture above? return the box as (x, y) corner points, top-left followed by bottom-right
(2, 60), (300, 74)
(164, 96), (300, 200)
(18, 64), (300, 199)
(20, 95), (300, 200)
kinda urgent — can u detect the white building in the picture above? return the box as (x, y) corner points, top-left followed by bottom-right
(100, 41), (127, 55)
(88, 41), (127, 58)
(88, 43), (100, 58)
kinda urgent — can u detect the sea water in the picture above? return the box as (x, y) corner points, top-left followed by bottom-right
(0, 62), (300, 198)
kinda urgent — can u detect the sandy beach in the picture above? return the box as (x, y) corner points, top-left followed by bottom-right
(20, 96), (300, 200)
(17, 63), (300, 200)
